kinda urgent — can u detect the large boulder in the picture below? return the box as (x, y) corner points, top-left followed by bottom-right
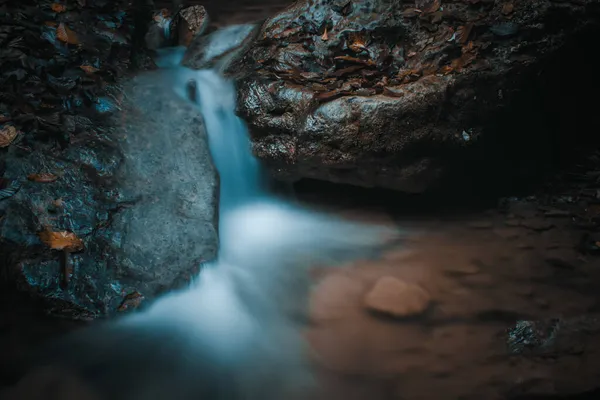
(0, 76), (219, 320)
(225, 0), (600, 193)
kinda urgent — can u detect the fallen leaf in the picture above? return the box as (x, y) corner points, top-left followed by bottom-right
(27, 173), (58, 183)
(348, 32), (368, 53)
(502, 2), (514, 15)
(331, 65), (364, 77)
(56, 23), (79, 45)
(423, 0), (441, 14)
(439, 64), (454, 75)
(334, 56), (375, 66)
(457, 24), (473, 44)
(0, 125), (18, 148)
(44, 21), (58, 27)
(315, 89), (348, 102)
(80, 65), (99, 74)
(402, 8), (422, 18)
(0, 115), (10, 123)
(51, 3), (67, 12)
(38, 230), (84, 251)
(118, 291), (145, 312)
(383, 87), (405, 97)
(321, 27), (329, 41)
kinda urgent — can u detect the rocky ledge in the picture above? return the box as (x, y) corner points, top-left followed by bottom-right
(209, 0), (600, 193)
(0, 1), (219, 319)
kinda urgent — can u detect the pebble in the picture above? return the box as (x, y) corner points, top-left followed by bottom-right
(364, 276), (431, 318)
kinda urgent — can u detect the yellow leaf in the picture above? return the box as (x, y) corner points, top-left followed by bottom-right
(51, 3), (67, 12)
(38, 230), (84, 251)
(0, 125), (18, 148)
(80, 65), (99, 74)
(57, 23), (80, 45)
(27, 173), (58, 183)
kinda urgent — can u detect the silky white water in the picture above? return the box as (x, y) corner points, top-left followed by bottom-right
(10, 51), (399, 400)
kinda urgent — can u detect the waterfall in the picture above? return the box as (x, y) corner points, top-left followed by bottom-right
(12, 49), (400, 400)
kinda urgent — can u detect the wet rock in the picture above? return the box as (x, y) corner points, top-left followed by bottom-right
(182, 24), (259, 71)
(364, 276), (431, 318)
(224, 0), (600, 193)
(0, 76), (219, 319)
(173, 5), (210, 47)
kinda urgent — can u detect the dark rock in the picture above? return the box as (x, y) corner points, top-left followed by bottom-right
(221, 0), (600, 193)
(0, 75), (219, 320)
(172, 5), (210, 47)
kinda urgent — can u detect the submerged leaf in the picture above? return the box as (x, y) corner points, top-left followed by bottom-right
(0, 125), (18, 147)
(38, 230), (84, 251)
(80, 64), (99, 74)
(27, 173), (59, 183)
(57, 23), (79, 45)
(51, 3), (67, 13)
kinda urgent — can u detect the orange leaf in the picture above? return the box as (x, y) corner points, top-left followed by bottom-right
(57, 23), (80, 45)
(502, 2), (514, 15)
(38, 230), (84, 251)
(51, 3), (67, 12)
(80, 65), (99, 74)
(348, 32), (368, 53)
(118, 291), (145, 312)
(27, 173), (58, 183)
(456, 24), (473, 45)
(0, 125), (18, 148)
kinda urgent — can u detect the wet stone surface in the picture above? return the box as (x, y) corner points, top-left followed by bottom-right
(225, 0), (600, 193)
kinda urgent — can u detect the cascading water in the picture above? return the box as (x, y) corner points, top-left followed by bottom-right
(8, 49), (400, 400)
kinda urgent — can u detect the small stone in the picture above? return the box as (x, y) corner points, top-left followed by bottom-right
(364, 276), (431, 318)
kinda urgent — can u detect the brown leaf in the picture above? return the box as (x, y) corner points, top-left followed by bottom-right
(44, 21), (58, 27)
(38, 230), (84, 251)
(439, 65), (455, 75)
(383, 87), (405, 97)
(27, 173), (58, 183)
(0, 125), (18, 148)
(402, 8), (422, 18)
(80, 65), (99, 74)
(321, 27), (329, 41)
(56, 23), (79, 45)
(118, 291), (145, 312)
(331, 65), (364, 77)
(348, 32), (368, 53)
(0, 114), (10, 123)
(315, 89), (348, 102)
(456, 24), (473, 44)
(334, 56), (375, 66)
(502, 2), (514, 15)
(423, 0), (441, 14)
(51, 3), (67, 12)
